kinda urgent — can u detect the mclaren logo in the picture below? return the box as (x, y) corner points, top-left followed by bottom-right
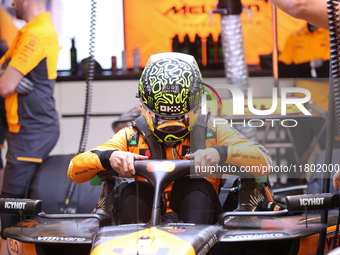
(299, 197), (324, 206)
(4, 201), (26, 210)
(164, 5), (207, 15)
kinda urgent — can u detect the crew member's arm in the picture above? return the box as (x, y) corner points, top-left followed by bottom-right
(0, 31), (44, 97)
(268, 0), (332, 30)
(0, 66), (24, 98)
(67, 128), (148, 183)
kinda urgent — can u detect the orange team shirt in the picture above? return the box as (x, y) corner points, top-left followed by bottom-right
(279, 24), (330, 65)
(0, 12), (59, 133)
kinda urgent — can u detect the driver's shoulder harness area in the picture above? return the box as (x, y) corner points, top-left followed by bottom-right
(67, 114), (281, 213)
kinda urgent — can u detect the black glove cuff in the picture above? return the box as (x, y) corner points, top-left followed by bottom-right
(212, 146), (228, 164)
(91, 149), (117, 169)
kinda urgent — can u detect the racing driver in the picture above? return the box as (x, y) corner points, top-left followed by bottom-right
(67, 52), (273, 224)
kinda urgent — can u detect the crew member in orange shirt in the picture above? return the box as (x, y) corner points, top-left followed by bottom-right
(279, 23), (329, 78)
(0, 0), (59, 253)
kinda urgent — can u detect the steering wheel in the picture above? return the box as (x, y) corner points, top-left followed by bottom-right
(97, 160), (192, 226)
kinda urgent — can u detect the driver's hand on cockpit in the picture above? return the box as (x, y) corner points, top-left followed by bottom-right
(109, 151), (149, 178)
(185, 148), (220, 176)
(333, 171), (340, 191)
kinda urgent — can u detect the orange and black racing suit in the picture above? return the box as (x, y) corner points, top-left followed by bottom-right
(68, 117), (272, 223)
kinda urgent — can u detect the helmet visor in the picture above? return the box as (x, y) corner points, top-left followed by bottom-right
(141, 104), (200, 134)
